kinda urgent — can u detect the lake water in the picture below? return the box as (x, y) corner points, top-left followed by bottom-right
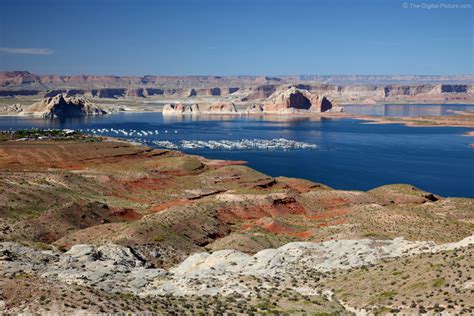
(344, 103), (474, 116)
(1, 105), (473, 198)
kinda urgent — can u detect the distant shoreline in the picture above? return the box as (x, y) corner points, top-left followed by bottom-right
(3, 107), (474, 129)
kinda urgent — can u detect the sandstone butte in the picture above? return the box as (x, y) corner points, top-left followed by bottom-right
(263, 86), (341, 113)
(162, 102), (238, 115)
(163, 87), (342, 115)
(24, 94), (116, 118)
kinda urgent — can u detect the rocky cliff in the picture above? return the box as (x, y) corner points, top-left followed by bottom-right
(0, 103), (24, 115)
(1, 71), (473, 104)
(25, 94), (117, 118)
(162, 103), (200, 115)
(2, 71), (473, 88)
(245, 104), (264, 113)
(264, 87), (341, 113)
(162, 102), (238, 115)
(205, 102), (238, 113)
(13, 83), (468, 104)
(0, 71), (282, 89)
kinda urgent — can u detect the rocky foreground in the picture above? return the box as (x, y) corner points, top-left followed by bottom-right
(2, 236), (473, 314)
(0, 132), (473, 314)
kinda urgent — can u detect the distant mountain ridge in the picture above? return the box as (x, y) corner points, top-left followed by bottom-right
(1, 71), (473, 89)
(1, 71), (473, 104)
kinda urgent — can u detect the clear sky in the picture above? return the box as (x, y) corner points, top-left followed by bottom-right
(0, 0), (472, 75)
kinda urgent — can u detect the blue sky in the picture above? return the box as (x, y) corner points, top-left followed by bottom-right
(0, 0), (472, 75)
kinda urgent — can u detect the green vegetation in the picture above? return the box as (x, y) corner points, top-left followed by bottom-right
(152, 234), (167, 242)
(0, 129), (100, 142)
(379, 290), (398, 299)
(433, 278), (446, 288)
(13, 272), (32, 279)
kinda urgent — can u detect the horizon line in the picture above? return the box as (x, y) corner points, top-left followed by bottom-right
(1, 70), (474, 78)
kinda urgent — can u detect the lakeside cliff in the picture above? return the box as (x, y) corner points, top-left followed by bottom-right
(1, 71), (473, 105)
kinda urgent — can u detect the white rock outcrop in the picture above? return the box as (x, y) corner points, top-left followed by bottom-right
(144, 236), (473, 296)
(1, 236), (472, 297)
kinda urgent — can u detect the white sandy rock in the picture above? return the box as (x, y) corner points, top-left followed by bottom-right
(144, 236), (474, 296)
(1, 236), (472, 297)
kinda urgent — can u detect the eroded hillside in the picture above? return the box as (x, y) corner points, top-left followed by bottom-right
(0, 132), (473, 314)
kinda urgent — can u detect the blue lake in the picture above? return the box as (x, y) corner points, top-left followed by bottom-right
(1, 107), (473, 198)
(344, 103), (474, 116)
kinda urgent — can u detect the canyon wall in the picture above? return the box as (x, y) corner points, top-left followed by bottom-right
(1, 71), (473, 104)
